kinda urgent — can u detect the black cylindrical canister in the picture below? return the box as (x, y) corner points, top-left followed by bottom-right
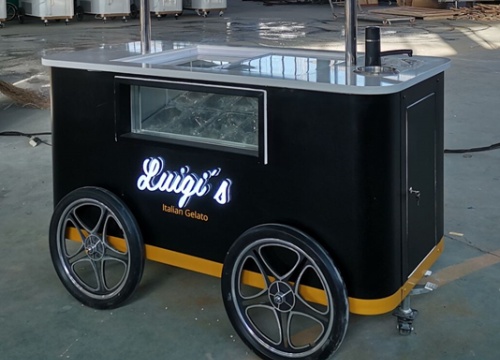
(365, 27), (381, 67)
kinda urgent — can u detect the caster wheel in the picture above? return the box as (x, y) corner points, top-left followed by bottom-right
(18, 7), (25, 24)
(49, 187), (145, 309)
(397, 322), (413, 335)
(76, 6), (84, 21)
(130, 4), (138, 19)
(222, 224), (349, 360)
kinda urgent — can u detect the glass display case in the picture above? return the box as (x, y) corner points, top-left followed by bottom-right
(130, 83), (261, 154)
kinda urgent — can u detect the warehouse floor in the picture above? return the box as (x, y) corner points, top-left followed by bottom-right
(1, 1), (500, 359)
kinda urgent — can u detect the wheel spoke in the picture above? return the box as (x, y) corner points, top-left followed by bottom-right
(294, 264), (331, 316)
(102, 256), (128, 291)
(281, 253), (307, 283)
(277, 310), (292, 349)
(70, 256), (100, 292)
(91, 204), (108, 234)
(293, 297), (331, 325)
(90, 258), (106, 292)
(68, 211), (89, 241)
(240, 292), (271, 308)
(102, 214), (128, 256)
(71, 252), (92, 268)
(65, 243), (86, 263)
(248, 248), (275, 288)
(258, 243), (305, 282)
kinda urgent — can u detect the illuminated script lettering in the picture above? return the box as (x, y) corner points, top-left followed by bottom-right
(137, 157), (232, 208)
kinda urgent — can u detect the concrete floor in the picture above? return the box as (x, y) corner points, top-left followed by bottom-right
(1, 1), (500, 359)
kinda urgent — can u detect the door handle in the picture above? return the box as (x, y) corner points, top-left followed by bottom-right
(409, 187), (421, 206)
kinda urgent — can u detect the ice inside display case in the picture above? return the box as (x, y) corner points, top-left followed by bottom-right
(129, 82), (262, 154)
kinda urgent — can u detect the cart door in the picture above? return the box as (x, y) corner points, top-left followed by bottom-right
(405, 92), (439, 275)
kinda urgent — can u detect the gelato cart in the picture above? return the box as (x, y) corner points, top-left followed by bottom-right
(76, 0), (130, 22)
(182, 0), (225, 17)
(0, 0), (6, 27)
(42, 16), (449, 359)
(150, 0), (182, 19)
(17, 0), (73, 24)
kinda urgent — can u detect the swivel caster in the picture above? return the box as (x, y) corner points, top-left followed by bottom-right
(392, 296), (418, 336)
(18, 7), (25, 24)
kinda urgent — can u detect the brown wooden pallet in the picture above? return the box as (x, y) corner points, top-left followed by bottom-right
(369, 6), (456, 20)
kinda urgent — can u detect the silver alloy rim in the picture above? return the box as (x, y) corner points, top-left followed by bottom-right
(56, 198), (131, 300)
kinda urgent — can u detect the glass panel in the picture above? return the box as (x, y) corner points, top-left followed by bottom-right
(131, 85), (259, 152)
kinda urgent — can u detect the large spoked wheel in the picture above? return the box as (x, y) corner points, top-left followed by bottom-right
(49, 187), (145, 309)
(221, 224), (349, 360)
(6, 3), (17, 21)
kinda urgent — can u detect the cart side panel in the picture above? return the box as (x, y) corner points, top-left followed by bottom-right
(401, 73), (445, 279)
(265, 88), (404, 299)
(51, 68), (119, 204)
(50, 67), (444, 301)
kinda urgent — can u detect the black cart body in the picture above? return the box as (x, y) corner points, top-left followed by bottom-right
(43, 43), (449, 353)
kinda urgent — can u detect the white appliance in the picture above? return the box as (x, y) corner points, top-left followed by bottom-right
(151, 0), (182, 18)
(182, 0), (225, 17)
(0, 0), (6, 27)
(19, 0), (74, 24)
(77, 0), (130, 21)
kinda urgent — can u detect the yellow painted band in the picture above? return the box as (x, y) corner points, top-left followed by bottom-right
(349, 237), (444, 315)
(66, 227), (444, 315)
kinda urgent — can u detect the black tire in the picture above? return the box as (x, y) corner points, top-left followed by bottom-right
(221, 224), (349, 360)
(130, 4), (138, 19)
(6, 3), (17, 21)
(75, 5), (84, 21)
(49, 187), (145, 309)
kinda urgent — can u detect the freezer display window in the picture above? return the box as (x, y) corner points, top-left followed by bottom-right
(121, 79), (266, 157)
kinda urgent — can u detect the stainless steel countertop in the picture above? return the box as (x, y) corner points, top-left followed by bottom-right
(42, 41), (450, 95)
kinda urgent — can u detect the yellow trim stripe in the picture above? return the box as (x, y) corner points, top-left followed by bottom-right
(349, 238), (444, 315)
(66, 227), (443, 315)
(146, 244), (223, 278)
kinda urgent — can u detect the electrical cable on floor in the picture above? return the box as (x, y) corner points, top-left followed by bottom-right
(444, 142), (500, 154)
(1, 130), (498, 153)
(0, 131), (52, 147)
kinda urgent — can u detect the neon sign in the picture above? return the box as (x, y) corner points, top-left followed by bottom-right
(137, 157), (232, 208)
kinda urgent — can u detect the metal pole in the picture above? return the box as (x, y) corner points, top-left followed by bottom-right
(345, 0), (357, 66)
(140, 0), (152, 54)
